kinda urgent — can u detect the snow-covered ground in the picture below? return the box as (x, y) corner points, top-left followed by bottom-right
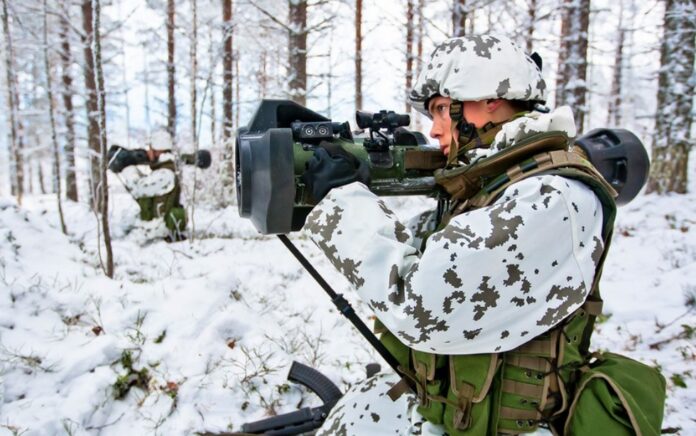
(0, 179), (694, 434)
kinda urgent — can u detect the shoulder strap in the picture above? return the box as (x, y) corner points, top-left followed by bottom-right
(469, 150), (617, 210)
(434, 131), (571, 203)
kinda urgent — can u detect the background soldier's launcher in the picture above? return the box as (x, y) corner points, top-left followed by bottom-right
(235, 99), (649, 235)
(107, 145), (212, 173)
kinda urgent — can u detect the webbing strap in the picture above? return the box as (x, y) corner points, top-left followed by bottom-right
(499, 406), (540, 420)
(387, 377), (411, 401)
(582, 299), (603, 316)
(505, 355), (549, 371)
(513, 339), (554, 357)
(502, 379), (545, 398)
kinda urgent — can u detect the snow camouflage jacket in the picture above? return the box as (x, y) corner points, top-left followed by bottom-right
(122, 154), (186, 233)
(122, 152), (178, 200)
(304, 106), (603, 356)
(306, 107), (604, 434)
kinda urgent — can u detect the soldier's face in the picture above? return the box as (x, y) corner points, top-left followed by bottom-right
(147, 147), (156, 162)
(429, 97), (498, 156)
(428, 96), (454, 156)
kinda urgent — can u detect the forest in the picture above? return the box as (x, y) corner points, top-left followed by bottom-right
(0, 0), (694, 434)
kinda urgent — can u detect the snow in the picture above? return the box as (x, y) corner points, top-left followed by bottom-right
(1, 167), (695, 434)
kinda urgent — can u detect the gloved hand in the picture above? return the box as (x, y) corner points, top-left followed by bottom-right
(302, 142), (371, 201)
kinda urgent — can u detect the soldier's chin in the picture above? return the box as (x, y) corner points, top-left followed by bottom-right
(440, 145), (449, 156)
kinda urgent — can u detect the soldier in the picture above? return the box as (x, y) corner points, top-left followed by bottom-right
(113, 132), (187, 242)
(301, 34), (663, 435)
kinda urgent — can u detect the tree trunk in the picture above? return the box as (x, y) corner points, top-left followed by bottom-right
(91, 0), (114, 278)
(525, 0), (537, 53)
(190, 0), (198, 240)
(81, 0), (101, 208)
(555, 0), (590, 132)
(405, 0), (415, 113)
(355, 0), (363, 112)
(452, 0), (467, 37)
(288, 0), (307, 106)
(414, 0), (424, 130)
(222, 0), (233, 139)
(2, 0), (24, 205)
(646, 0), (695, 194)
(142, 41), (152, 135)
(209, 27), (216, 143)
(607, 24), (624, 126)
(118, 0), (131, 148)
(37, 162), (47, 195)
(258, 49), (267, 98)
(167, 0), (176, 143)
(43, 0), (67, 233)
(59, 12), (78, 202)
(234, 51), (240, 130)
(222, 0), (234, 198)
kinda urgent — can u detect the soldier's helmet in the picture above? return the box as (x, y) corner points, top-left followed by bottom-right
(149, 130), (173, 151)
(409, 34), (547, 117)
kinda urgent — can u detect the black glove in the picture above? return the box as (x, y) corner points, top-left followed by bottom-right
(302, 142), (370, 201)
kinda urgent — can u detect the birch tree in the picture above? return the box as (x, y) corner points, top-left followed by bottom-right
(525, 0), (537, 53)
(81, 0), (101, 207)
(222, 0), (233, 140)
(190, 0), (199, 239)
(209, 26), (217, 143)
(2, 0), (24, 204)
(405, 0), (415, 113)
(607, 0), (626, 127)
(355, 0), (363, 112)
(288, 0), (307, 106)
(43, 0), (67, 234)
(235, 49), (240, 129)
(414, 0), (424, 130)
(167, 0), (177, 143)
(646, 0), (695, 194)
(555, 0), (591, 132)
(222, 0), (234, 195)
(453, 0), (468, 37)
(59, 9), (78, 202)
(91, 0), (114, 278)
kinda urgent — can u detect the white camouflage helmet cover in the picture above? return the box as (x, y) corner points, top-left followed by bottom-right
(409, 34), (547, 116)
(149, 130), (173, 151)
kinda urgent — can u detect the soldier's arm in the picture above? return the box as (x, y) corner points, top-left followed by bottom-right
(303, 175), (604, 355)
(131, 168), (177, 198)
(404, 208), (438, 250)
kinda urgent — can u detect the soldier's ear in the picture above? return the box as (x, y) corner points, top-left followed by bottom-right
(485, 99), (504, 113)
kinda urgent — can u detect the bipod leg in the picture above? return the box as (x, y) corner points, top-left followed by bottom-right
(276, 235), (413, 391)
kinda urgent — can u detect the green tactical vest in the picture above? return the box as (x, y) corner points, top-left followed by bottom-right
(378, 132), (666, 435)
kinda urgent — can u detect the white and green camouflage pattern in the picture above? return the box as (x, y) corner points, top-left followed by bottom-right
(409, 34), (547, 116)
(305, 109), (602, 435)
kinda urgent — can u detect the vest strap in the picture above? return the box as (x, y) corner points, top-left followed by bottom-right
(582, 299), (603, 316)
(505, 355), (550, 371)
(499, 406), (540, 420)
(513, 339), (554, 357)
(387, 377), (411, 401)
(502, 379), (546, 398)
